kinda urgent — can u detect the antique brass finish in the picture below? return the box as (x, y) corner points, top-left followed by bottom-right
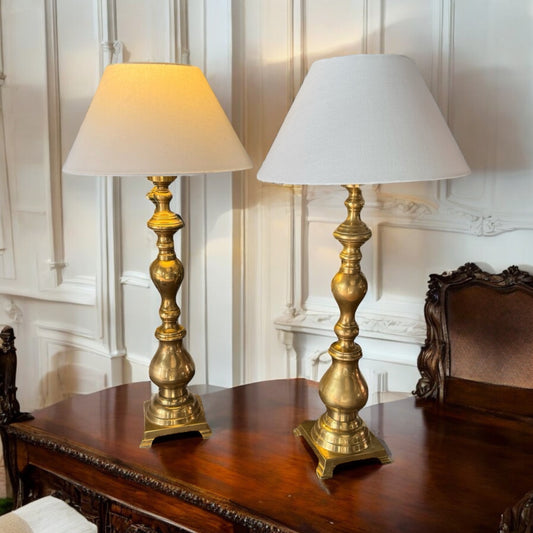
(140, 175), (211, 448)
(294, 185), (391, 478)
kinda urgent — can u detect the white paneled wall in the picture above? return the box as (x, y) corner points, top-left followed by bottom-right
(235, 0), (533, 401)
(0, 0), (532, 411)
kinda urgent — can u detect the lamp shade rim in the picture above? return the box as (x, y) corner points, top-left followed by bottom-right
(257, 171), (471, 187)
(63, 163), (253, 177)
(256, 167), (471, 186)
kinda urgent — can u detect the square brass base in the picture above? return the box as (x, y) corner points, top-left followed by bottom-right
(294, 419), (392, 479)
(140, 397), (212, 448)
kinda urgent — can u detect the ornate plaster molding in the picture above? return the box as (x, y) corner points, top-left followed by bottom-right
(443, 206), (521, 236)
(378, 195), (434, 218)
(2, 299), (23, 323)
(275, 309), (425, 343)
(101, 40), (123, 65)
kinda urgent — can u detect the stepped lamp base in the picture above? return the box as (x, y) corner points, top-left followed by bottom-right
(294, 420), (391, 479)
(140, 396), (212, 448)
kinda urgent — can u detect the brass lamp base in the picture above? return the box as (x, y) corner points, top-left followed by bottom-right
(294, 185), (392, 478)
(294, 420), (391, 479)
(139, 175), (212, 448)
(140, 396), (212, 448)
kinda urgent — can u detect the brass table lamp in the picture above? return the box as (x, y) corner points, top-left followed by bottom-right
(63, 63), (251, 447)
(257, 54), (470, 478)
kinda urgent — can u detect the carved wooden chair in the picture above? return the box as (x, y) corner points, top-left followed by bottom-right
(413, 263), (533, 533)
(414, 262), (533, 418)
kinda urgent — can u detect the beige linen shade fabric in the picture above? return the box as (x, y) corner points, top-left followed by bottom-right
(257, 54), (470, 185)
(63, 62), (252, 176)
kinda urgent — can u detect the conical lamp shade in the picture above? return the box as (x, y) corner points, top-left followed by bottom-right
(257, 54), (469, 185)
(64, 62), (252, 176)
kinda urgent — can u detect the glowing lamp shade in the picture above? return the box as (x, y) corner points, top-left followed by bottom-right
(63, 62), (251, 176)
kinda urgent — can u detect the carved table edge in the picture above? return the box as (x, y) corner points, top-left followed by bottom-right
(5, 424), (295, 533)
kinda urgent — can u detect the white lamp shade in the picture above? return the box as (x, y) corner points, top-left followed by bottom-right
(257, 54), (470, 185)
(63, 63), (252, 176)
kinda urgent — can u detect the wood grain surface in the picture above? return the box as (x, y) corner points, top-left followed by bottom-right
(8, 379), (533, 532)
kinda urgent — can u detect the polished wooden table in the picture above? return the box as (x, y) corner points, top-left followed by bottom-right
(5, 379), (533, 532)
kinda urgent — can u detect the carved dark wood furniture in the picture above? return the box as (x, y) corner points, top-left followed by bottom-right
(0, 326), (32, 426)
(499, 488), (533, 533)
(0, 325), (33, 502)
(414, 263), (533, 533)
(1, 377), (533, 532)
(415, 262), (533, 418)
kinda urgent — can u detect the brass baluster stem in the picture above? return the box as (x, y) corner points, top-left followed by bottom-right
(295, 185), (391, 478)
(140, 176), (211, 448)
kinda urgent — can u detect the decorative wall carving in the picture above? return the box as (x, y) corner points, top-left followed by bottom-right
(276, 310), (425, 344)
(2, 299), (22, 323)
(378, 195), (434, 218)
(101, 40), (123, 65)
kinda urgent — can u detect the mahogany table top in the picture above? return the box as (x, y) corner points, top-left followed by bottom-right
(11, 378), (533, 532)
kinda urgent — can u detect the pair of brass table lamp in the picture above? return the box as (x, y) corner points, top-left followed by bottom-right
(63, 55), (469, 478)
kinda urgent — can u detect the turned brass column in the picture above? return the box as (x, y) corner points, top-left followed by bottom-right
(295, 185), (391, 478)
(140, 175), (211, 448)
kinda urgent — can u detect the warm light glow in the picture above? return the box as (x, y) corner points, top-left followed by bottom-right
(63, 63), (252, 176)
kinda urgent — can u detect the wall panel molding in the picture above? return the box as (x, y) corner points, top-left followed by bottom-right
(2, 281), (95, 306)
(431, 0), (533, 233)
(168, 0), (189, 64)
(99, 0), (122, 67)
(431, 0), (455, 119)
(0, 88), (15, 279)
(36, 320), (124, 405)
(0, 4), (14, 280)
(363, 0), (384, 54)
(275, 310), (426, 345)
(288, 0), (306, 99)
(43, 0), (65, 288)
(120, 270), (151, 288)
(93, 0), (126, 371)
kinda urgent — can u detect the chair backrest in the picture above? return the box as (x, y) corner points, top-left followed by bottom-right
(414, 263), (533, 418)
(0, 325), (32, 424)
